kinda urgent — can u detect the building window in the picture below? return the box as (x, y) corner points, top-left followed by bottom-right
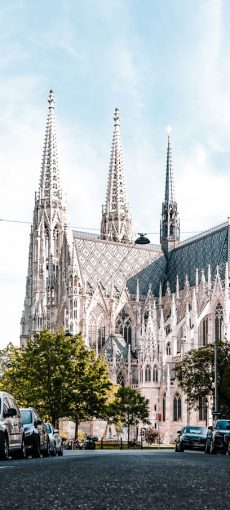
(199, 316), (208, 347)
(163, 394), (166, 422)
(116, 308), (132, 345)
(198, 397), (207, 422)
(166, 342), (171, 355)
(145, 365), (151, 382)
(173, 394), (182, 421)
(117, 372), (125, 387)
(215, 303), (223, 341)
(153, 366), (158, 382)
(140, 370), (143, 383)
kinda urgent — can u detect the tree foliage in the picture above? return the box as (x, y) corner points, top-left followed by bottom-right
(174, 341), (230, 416)
(109, 386), (150, 442)
(0, 330), (112, 430)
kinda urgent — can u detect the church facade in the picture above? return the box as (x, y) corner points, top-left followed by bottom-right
(20, 91), (230, 443)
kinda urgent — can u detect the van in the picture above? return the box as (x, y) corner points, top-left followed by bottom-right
(0, 391), (26, 460)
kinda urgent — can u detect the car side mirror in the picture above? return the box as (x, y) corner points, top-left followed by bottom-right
(34, 419), (42, 427)
(177, 430), (181, 434)
(5, 407), (17, 417)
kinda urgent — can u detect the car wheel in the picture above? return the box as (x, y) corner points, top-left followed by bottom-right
(57, 446), (63, 456)
(43, 439), (50, 458)
(210, 441), (216, 455)
(175, 443), (178, 452)
(32, 439), (41, 458)
(15, 436), (27, 460)
(0, 435), (9, 461)
(205, 443), (210, 454)
(179, 443), (184, 452)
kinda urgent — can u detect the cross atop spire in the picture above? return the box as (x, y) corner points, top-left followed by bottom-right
(39, 90), (62, 205)
(100, 108), (133, 243)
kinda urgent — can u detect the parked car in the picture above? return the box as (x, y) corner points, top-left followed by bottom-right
(205, 419), (230, 454)
(0, 391), (26, 460)
(20, 407), (50, 458)
(175, 425), (208, 452)
(45, 423), (63, 456)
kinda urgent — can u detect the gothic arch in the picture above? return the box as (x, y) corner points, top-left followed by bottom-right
(215, 303), (223, 341)
(88, 303), (106, 350)
(198, 316), (209, 347)
(173, 393), (182, 421)
(115, 307), (132, 345)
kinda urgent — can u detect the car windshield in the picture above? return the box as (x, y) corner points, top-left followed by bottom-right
(21, 409), (32, 425)
(216, 420), (230, 430)
(184, 427), (207, 434)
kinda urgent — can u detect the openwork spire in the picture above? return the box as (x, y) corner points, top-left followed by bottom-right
(39, 90), (62, 205)
(160, 126), (180, 256)
(165, 126), (174, 203)
(100, 108), (133, 243)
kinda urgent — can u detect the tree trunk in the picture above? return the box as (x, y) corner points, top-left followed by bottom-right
(75, 419), (79, 440)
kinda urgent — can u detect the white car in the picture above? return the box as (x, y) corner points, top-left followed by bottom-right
(0, 391), (26, 460)
(45, 423), (63, 456)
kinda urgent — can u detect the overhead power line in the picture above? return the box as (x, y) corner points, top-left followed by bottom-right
(0, 217), (202, 235)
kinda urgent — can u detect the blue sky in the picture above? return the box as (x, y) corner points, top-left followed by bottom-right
(1, 0), (230, 346)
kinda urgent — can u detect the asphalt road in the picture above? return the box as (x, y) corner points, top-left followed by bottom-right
(0, 449), (229, 509)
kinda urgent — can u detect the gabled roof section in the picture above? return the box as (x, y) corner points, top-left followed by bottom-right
(73, 231), (165, 295)
(166, 221), (229, 293)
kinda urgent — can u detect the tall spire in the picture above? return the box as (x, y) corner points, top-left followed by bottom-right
(164, 126), (174, 203)
(160, 127), (180, 257)
(100, 108), (133, 243)
(39, 90), (62, 205)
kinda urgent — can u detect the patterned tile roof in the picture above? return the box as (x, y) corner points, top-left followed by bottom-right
(166, 223), (229, 292)
(73, 232), (165, 295)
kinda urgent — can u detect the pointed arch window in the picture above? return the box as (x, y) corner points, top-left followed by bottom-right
(145, 365), (151, 382)
(199, 316), (208, 347)
(53, 226), (59, 258)
(163, 394), (166, 422)
(198, 396), (207, 422)
(215, 303), (223, 341)
(153, 366), (158, 382)
(166, 342), (171, 355)
(115, 308), (132, 345)
(140, 369), (143, 383)
(173, 394), (182, 421)
(45, 227), (49, 260)
(117, 372), (125, 387)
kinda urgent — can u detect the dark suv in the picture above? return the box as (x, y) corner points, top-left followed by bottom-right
(20, 407), (50, 458)
(205, 419), (230, 454)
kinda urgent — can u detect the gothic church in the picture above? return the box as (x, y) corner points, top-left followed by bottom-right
(20, 91), (229, 443)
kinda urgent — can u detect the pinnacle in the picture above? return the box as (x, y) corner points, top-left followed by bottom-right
(48, 89), (55, 109)
(114, 107), (120, 127)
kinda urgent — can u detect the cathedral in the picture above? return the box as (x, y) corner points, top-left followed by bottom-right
(20, 90), (229, 443)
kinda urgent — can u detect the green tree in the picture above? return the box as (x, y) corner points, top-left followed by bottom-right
(110, 386), (150, 444)
(174, 341), (230, 416)
(0, 330), (112, 431)
(68, 336), (112, 439)
(0, 330), (75, 424)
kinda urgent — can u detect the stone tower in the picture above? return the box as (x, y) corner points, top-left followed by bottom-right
(160, 128), (180, 257)
(20, 90), (69, 345)
(100, 108), (133, 243)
